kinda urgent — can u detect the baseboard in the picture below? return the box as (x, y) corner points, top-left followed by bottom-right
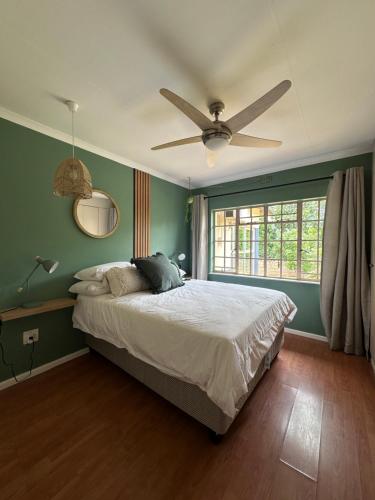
(0, 347), (90, 391)
(285, 328), (328, 342)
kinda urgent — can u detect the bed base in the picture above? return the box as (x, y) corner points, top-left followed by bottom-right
(84, 327), (284, 436)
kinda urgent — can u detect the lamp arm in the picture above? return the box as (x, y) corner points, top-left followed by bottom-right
(17, 263), (40, 293)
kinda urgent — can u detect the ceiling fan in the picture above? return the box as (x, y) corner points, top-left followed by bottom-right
(151, 80), (292, 167)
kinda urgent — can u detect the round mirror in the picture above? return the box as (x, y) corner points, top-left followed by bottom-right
(73, 189), (120, 238)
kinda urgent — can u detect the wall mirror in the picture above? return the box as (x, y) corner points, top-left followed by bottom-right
(73, 189), (120, 238)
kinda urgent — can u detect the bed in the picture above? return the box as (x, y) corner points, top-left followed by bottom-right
(73, 279), (296, 437)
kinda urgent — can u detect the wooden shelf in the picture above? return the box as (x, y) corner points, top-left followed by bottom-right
(0, 298), (76, 322)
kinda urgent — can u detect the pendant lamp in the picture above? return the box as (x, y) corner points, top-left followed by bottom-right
(53, 100), (92, 199)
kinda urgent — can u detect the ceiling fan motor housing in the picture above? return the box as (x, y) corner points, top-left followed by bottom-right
(203, 123), (232, 151)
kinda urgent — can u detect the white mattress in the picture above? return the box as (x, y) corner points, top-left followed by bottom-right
(73, 279), (296, 417)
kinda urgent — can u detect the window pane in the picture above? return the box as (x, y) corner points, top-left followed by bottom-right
(250, 259), (265, 276)
(302, 200), (319, 220)
(281, 261), (297, 279)
(225, 226), (235, 241)
(215, 211), (224, 226)
(302, 221), (319, 240)
(239, 241), (250, 258)
(302, 241), (318, 260)
(225, 257), (236, 271)
(225, 210), (236, 225)
(282, 222), (297, 240)
(266, 260), (281, 277)
(319, 221), (324, 240)
(215, 241), (224, 257)
(251, 206), (264, 223)
(214, 257), (224, 270)
(282, 241), (297, 260)
(239, 225), (250, 240)
(238, 259), (250, 275)
(251, 241), (264, 258)
(215, 226), (224, 241)
(267, 241), (281, 259)
(282, 203), (297, 221)
(252, 206), (264, 218)
(253, 224), (265, 241)
(301, 261), (318, 274)
(240, 208), (250, 218)
(319, 200), (326, 220)
(240, 217), (250, 224)
(267, 223), (281, 241)
(268, 204), (282, 222)
(225, 241), (235, 256)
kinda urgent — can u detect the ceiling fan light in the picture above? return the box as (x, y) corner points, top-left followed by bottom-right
(203, 131), (231, 151)
(204, 136), (229, 151)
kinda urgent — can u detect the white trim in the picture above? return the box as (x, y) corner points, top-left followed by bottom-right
(285, 327), (328, 342)
(0, 347), (89, 391)
(196, 144), (372, 188)
(0, 106), (188, 188)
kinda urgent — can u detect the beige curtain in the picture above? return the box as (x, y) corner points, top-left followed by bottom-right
(191, 194), (208, 280)
(320, 167), (370, 355)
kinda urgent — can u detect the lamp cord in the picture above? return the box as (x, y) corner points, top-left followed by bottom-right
(0, 320), (35, 383)
(71, 109), (75, 159)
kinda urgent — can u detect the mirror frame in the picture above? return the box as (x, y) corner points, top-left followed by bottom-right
(73, 188), (120, 239)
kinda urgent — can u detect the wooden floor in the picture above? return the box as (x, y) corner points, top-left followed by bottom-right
(0, 334), (374, 500)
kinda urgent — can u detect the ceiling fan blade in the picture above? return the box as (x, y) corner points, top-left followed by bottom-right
(230, 133), (282, 148)
(225, 80), (292, 133)
(151, 136), (201, 150)
(206, 149), (218, 168)
(160, 89), (213, 131)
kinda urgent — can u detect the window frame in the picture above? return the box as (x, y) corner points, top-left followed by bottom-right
(211, 197), (326, 283)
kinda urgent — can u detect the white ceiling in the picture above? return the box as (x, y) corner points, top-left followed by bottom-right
(0, 0), (374, 187)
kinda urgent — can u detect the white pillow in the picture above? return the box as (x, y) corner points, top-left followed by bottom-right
(106, 267), (150, 297)
(69, 280), (110, 296)
(74, 261), (133, 282)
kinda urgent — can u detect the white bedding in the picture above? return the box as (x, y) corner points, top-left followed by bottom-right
(73, 279), (296, 417)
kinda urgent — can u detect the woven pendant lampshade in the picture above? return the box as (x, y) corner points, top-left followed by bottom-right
(53, 157), (92, 198)
(53, 100), (92, 199)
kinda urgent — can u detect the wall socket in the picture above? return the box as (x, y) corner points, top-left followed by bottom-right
(23, 328), (39, 345)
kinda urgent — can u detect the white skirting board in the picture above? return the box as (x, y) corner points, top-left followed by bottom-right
(284, 328), (328, 342)
(0, 347), (89, 391)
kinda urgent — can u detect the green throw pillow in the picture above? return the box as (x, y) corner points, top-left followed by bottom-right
(131, 252), (184, 294)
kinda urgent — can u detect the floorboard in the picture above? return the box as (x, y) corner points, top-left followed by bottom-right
(0, 333), (374, 500)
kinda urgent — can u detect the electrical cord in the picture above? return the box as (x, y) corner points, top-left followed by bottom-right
(0, 319), (35, 382)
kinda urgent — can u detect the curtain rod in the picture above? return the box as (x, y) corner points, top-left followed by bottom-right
(203, 175), (336, 200)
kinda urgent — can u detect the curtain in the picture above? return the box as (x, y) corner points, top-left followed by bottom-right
(320, 167), (370, 355)
(191, 194), (208, 280)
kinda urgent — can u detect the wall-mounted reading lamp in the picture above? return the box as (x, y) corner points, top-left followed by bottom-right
(17, 256), (59, 308)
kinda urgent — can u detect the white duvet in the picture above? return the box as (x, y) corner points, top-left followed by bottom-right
(73, 280), (296, 418)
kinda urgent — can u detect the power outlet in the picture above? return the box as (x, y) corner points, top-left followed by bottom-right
(23, 329), (39, 345)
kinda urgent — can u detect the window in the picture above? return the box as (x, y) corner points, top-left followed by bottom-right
(212, 198), (326, 282)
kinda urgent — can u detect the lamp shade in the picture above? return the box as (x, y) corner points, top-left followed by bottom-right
(36, 256), (59, 274)
(53, 158), (92, 199)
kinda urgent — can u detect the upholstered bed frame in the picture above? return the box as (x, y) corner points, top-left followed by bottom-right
(84, 326), (284, 438)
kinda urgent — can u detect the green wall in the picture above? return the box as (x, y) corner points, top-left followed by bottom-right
(151, 176), (190, 264)
(0, 117), (188, 382)
(195, 152), (373, 336)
